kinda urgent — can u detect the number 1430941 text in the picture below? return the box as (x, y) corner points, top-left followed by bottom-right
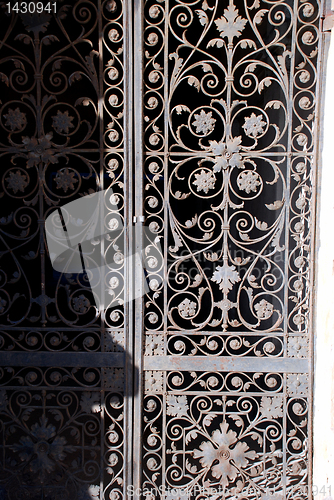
(6, 2), (57, 14)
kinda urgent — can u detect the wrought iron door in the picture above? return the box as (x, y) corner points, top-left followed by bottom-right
(0, 0), (325, 499)
(0, 1), (134, 498)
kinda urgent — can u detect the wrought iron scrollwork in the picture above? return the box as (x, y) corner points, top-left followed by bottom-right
(0, 1), (127, 498)
(143, 0), (320, 497)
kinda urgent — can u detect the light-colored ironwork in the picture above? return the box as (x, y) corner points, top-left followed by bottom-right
(141, 0), (323, 498)
(0, 0), (326, 498)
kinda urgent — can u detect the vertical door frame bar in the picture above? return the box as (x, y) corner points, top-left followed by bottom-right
(98, 3), (105, 496)
(133, 0), (145, 497)
(310, 0), (329, 493)
(124, 0), (135, 494)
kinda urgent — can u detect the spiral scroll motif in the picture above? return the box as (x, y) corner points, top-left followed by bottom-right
(0, 1), (126, 497)
(143, 0), (319, 342)
(0, 0), (126, 329)
(143, 0), (320, 497)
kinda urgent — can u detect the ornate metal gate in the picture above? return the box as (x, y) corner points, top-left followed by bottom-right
(0, 0), (325, 499)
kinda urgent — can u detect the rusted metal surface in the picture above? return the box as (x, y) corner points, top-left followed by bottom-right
(141, 0), (324, 498)
(0, 0), (325, 498)
(0, 1), (131, 498)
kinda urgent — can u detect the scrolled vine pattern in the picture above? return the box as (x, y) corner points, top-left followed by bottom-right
(0, 0), (126, 328)
(0, 2), (127, 498)
(143, 373), (309, 499)
(142, 0), (318, 497)
(0, 387), (124, 499)
(143, 0), (319, 342)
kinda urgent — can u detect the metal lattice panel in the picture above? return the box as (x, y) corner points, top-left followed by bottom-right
(141, 0), (322, 497)
(0, 1), (132, 498)
(0, 0), (325, 498)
